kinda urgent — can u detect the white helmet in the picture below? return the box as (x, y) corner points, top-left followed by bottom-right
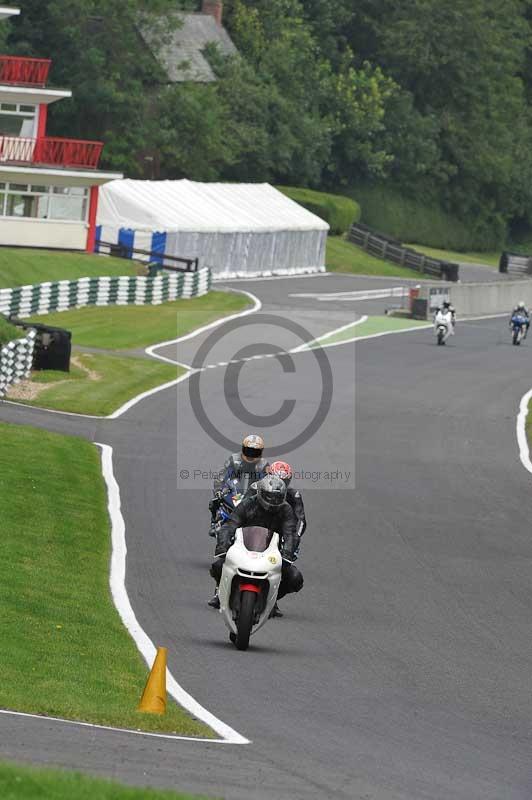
(518, 301), (526, 310)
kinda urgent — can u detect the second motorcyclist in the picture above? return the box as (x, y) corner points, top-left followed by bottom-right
(208, 434), (269, 537)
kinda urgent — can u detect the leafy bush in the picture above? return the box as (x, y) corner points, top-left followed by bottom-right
(353, 183), (505, 252)
(277, 186), (361, 235)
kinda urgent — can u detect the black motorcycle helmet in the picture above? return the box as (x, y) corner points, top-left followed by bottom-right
(256, 475), (286, 511)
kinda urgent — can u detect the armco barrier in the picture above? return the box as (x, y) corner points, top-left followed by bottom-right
(0, 268), (211, 318)
(349, 222), (459, 281)
(0, 330), (36, 399)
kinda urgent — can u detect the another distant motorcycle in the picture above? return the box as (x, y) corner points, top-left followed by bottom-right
(434, 309), (453, 345)
(209, 477), (244, 537)
(218, 526), (283, 651)
(511, 314), (527, 346)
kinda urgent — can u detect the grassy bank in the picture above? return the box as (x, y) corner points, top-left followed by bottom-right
(8, 352), (181, 416)
(0, 248), (137, 288)
(29, 291), (249, 350)
(0, 761), (213, 800)
(0, 423), (211, 736)
(8, 292), (250, 415)
(353, 184), (503, 251)
(326, 236), (421, 279)
(0, 316), (22, 344)
(405, 244), (499, 267)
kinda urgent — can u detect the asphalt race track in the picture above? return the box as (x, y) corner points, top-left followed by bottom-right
(1, 273), (532, 799)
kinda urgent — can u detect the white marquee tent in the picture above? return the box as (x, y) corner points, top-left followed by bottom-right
(96, 179), (329, 278)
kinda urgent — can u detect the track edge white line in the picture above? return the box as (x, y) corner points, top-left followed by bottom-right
(96, 442), (250, 746)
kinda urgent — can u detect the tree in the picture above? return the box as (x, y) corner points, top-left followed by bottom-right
(6, 0), (181, 174)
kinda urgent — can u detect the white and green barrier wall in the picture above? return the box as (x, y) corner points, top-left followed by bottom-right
(0, 268), (211, 318)
(0, 330), (36, 399)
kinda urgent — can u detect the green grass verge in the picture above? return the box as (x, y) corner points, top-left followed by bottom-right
(0, 315), (22, 344)
(308, 315), (430, 348)
(10, 352), (181, 416)
(0, 423), (212, 736)
(30, 292), (249, 350)
(277, 186), (360, 234)
(326, 236), (422, 279)
(405, 243), (499, 267)
(0, 762), (213, 800)
(353, 183), (504, 251)
(0, 248), (138, 289)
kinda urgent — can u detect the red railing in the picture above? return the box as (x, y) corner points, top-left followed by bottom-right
(0, 56), (51, 87)
(0, 136), (104, 169)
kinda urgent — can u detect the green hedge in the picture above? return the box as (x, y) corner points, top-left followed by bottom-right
(353, 183), (505, 252)
(277, 186), (361, 235)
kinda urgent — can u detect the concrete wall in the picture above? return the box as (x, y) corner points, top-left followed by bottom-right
(419, 279), (532, 317)
(0, 219), (87, 250)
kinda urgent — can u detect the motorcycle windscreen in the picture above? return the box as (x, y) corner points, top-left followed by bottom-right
(241, 526), (272, 553)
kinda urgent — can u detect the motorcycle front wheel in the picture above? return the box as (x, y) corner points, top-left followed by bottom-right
(513, 330), (520, 345)
(235, 590), (256, 651)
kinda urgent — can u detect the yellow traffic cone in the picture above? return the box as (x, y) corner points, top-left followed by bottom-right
(137, 647), (167, 714)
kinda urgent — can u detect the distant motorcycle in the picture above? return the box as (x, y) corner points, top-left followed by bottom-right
(209, 477), (244, 537)
(434, 309), (453, 345)
(218, 526), (283, 651)
(510, 314), (527, 346)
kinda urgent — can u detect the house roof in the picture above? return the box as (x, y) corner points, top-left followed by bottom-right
(141, 13), (237, 83)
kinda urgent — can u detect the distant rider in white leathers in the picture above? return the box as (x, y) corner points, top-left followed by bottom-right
(434, 301), (455, 343)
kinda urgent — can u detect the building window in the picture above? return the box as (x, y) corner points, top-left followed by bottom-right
(0, 182), (89, 222)
(0, 103), (37, 137)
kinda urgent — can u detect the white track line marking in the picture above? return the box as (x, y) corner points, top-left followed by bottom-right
(290, 316), (368, 353)
(289, 287), (409, 301)
(0, 709), (230, 744)
(517, 389), (532, 474)
(310, 323), (433, 350)
(0, 309), (512, 421)
(290, 312), (510, 354)
(216, 271), (330, 283)
(96, 443), (250, 745)
(107, 375), (189, 420)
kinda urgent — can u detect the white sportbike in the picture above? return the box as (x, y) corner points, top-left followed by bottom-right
(434, 309), (454, 345)
(218, 526), (283, 651)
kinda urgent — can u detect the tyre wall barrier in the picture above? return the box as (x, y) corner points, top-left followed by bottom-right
(0, 268), (211, 318)
(348, 222), (460, 282)
(498, 251), (532, 278)
(0, 330), (36, 399)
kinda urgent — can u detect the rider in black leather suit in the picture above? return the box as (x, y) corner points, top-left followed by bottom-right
(247, 460), (307, 539)
(210, 476), (304, 603)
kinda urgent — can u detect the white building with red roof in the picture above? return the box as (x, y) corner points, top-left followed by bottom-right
(0, 6), (122, 252)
